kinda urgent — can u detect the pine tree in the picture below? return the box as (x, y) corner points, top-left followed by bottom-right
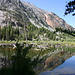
(0, 27), (2, 40)
(5, 12), (9, 40)
(17, 1), (28, 45)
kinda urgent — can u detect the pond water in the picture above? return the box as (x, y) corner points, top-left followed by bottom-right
(39, 56), (75, 75)
(0, 45), (15, 57)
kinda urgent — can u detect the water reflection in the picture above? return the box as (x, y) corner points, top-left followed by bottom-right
(0, 45), (15, 56)
(0, 45), (15, 68)
(39, 56), (75, 75)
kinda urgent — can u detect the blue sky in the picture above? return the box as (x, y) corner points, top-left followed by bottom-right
(23, 0), (75, 28)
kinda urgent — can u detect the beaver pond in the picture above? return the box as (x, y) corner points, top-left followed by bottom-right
(0, 43), (75, 75)
(39, 56), (75, 75)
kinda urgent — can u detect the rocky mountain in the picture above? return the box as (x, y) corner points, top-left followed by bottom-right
(0, 0), (74, 31)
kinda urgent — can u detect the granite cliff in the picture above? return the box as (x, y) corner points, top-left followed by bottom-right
(0, 0), (74, 31)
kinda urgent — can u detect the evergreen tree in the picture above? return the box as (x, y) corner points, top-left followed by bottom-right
(0, 27), (2, 40)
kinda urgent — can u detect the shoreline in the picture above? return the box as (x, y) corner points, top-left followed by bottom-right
(0, 43), (16, 46)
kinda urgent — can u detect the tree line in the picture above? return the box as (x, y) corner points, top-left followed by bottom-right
(56, 27), (75, 37)
(0, 25), (20, 41)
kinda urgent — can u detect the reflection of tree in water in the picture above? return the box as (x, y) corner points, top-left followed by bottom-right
(0, 45), (15, 68)
(0, 43), (36, 75)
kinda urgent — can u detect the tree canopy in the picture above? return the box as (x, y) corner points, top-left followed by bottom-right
(65, 0), (75, 16)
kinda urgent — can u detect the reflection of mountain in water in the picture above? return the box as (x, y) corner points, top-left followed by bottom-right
(39, 56), (75, 75)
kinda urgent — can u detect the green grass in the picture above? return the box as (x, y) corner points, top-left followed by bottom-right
(0, 40), (75, 45)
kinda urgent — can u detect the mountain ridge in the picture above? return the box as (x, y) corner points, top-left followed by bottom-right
(0, 0), (74, 31)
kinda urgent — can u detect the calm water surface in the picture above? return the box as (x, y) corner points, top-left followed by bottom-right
(0, 45), (15, 56)
(39, 56), (75, 75)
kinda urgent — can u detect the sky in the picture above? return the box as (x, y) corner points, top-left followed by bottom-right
(23, 0), (75, 28)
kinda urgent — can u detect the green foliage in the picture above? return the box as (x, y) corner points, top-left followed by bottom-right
(0, 22), (74, 41)
(27, 23), (56, 40)
(65, 0), (75, 16)
(56, 27), (75, 37)
(0, 25), (20, 41)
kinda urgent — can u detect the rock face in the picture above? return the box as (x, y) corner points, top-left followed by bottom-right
(0, 0), (74, 31)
